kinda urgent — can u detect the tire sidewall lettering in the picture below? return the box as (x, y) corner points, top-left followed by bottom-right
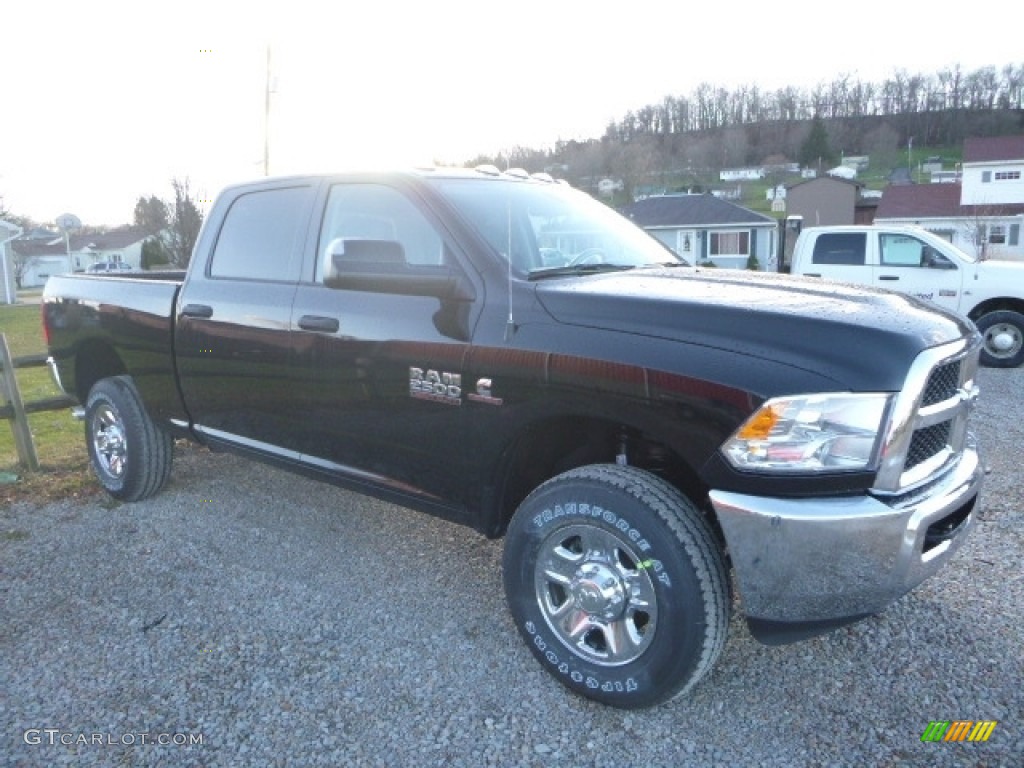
(531, 501), (655, 561)
(518, 490), (686, 700)
(521, 616), (640, 695)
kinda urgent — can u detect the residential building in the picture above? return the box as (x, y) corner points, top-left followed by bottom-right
(840, 155), (870, 172)
(719, 167), (765, 182)
(960, 135), (1024, 207)
(827, 165), (857, 180)
(1, 219), (24, 304)
(12, 228), (151, 288)
(621, 193), (777, 270)
(875, 135), (1024, 261)
(785, 176), (873, 227)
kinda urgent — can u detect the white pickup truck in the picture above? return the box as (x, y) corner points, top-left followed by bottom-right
(790, 225), (1024, 367)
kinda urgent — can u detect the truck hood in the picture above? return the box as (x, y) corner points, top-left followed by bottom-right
(975, 258), (1024, 280)
(533, 267), (976, 391)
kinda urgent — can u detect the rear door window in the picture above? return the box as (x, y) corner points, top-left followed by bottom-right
(811, 233), (867, 266)
(210, 186), (314, 282)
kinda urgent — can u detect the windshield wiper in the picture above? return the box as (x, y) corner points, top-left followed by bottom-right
(528, 263), (636, 281)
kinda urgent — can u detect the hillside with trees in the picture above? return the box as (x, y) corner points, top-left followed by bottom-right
(469, 63), (1024, 209)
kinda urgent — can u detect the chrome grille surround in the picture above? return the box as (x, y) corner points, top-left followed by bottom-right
(873, 335), (982, 495)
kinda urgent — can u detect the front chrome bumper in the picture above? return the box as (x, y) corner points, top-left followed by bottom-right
(710, 446), (982, 632)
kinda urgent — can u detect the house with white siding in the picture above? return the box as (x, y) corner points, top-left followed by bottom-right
(1, 220), (24, 304)
(719, 167), (765, 182)
(12, 228), (152, 288)
(875, 135), (1024, 261)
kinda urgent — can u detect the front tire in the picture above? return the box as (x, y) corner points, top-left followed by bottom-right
(85, 376), (173, 501)
(975, 310), (1024, 368)
(503, 464), (729, 709)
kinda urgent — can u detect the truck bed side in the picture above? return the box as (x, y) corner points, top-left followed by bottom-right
(42, 272), (190, 428)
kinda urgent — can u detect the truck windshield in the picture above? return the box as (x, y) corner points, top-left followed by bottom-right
(429, 177), (685, 277)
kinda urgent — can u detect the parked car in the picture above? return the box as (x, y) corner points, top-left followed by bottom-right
(85, 262), (135, 274)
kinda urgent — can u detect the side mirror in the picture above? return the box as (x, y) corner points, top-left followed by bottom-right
(325, 237), (406, 267)
(323, 238), (475, 300)
(922, 246), (957, 270)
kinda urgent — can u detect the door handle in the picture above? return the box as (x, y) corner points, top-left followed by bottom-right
(298, 315), (340, 333)
(878, 275), (899, 281)
(181, 303), (213, 318)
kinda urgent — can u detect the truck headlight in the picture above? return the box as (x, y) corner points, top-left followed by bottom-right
(722, 393), (892, 473)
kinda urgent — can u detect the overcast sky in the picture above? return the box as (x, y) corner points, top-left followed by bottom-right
(1, 0), (1019, 227)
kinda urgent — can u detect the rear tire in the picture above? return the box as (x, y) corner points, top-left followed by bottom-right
(503, 464), (729, 709)
(85, 376), (173, 501)
(975, 310), (1024, 368)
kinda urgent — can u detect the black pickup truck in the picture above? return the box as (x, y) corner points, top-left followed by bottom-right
(43, 168), (984, 708)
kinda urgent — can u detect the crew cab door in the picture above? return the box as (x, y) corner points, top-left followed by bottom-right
(175, 182), (316, 454)
(873, 231), (963, 313)
(288, 180), (480, 507)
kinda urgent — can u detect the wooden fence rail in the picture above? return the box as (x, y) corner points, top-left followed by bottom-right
(0, 333), (77, 471)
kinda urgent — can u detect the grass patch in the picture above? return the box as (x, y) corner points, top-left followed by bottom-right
(1, 301), (46, 357)
(1, 302), (92, 506)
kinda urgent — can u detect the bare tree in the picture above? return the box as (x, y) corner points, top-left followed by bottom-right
(959, 202), (1015, 260)
(133, 195), (170, 237)
(998, 63), (1024, 109)
(475, 63), (1022, 203)
(609, 137), (662, 200)
(164, 178), (204, 269)
(675, 136), (711, 180)
(1, 206), (39, 289)
(720, 127), (749, 167)
(11, 254), (37, 290)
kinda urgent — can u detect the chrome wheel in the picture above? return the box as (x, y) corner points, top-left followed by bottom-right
(534, 523), (658, 667)
(91, 403), (127, 479)
(976, 310), (1024, 368)
(505, 465), (730, 707)
(982, 322), (1022, 360)
(84, 376), (172, 501)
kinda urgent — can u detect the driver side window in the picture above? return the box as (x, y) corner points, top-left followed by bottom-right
(879, 233), (955, 269)
(879, 234), (924, 267)
(316, 184), (445, 282)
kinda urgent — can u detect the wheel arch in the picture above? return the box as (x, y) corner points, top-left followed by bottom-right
(485, 412), (718, 542)
(74, 339), (128, 402)
(967, 296), (1024, 321)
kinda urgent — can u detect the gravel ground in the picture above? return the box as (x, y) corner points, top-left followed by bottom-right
(1, 368), (1021, 768)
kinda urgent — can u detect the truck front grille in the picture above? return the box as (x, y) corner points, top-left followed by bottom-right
(905, 422), (952, 470)
(921, 360), (962, 406)
(873, 337), (981, 494)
